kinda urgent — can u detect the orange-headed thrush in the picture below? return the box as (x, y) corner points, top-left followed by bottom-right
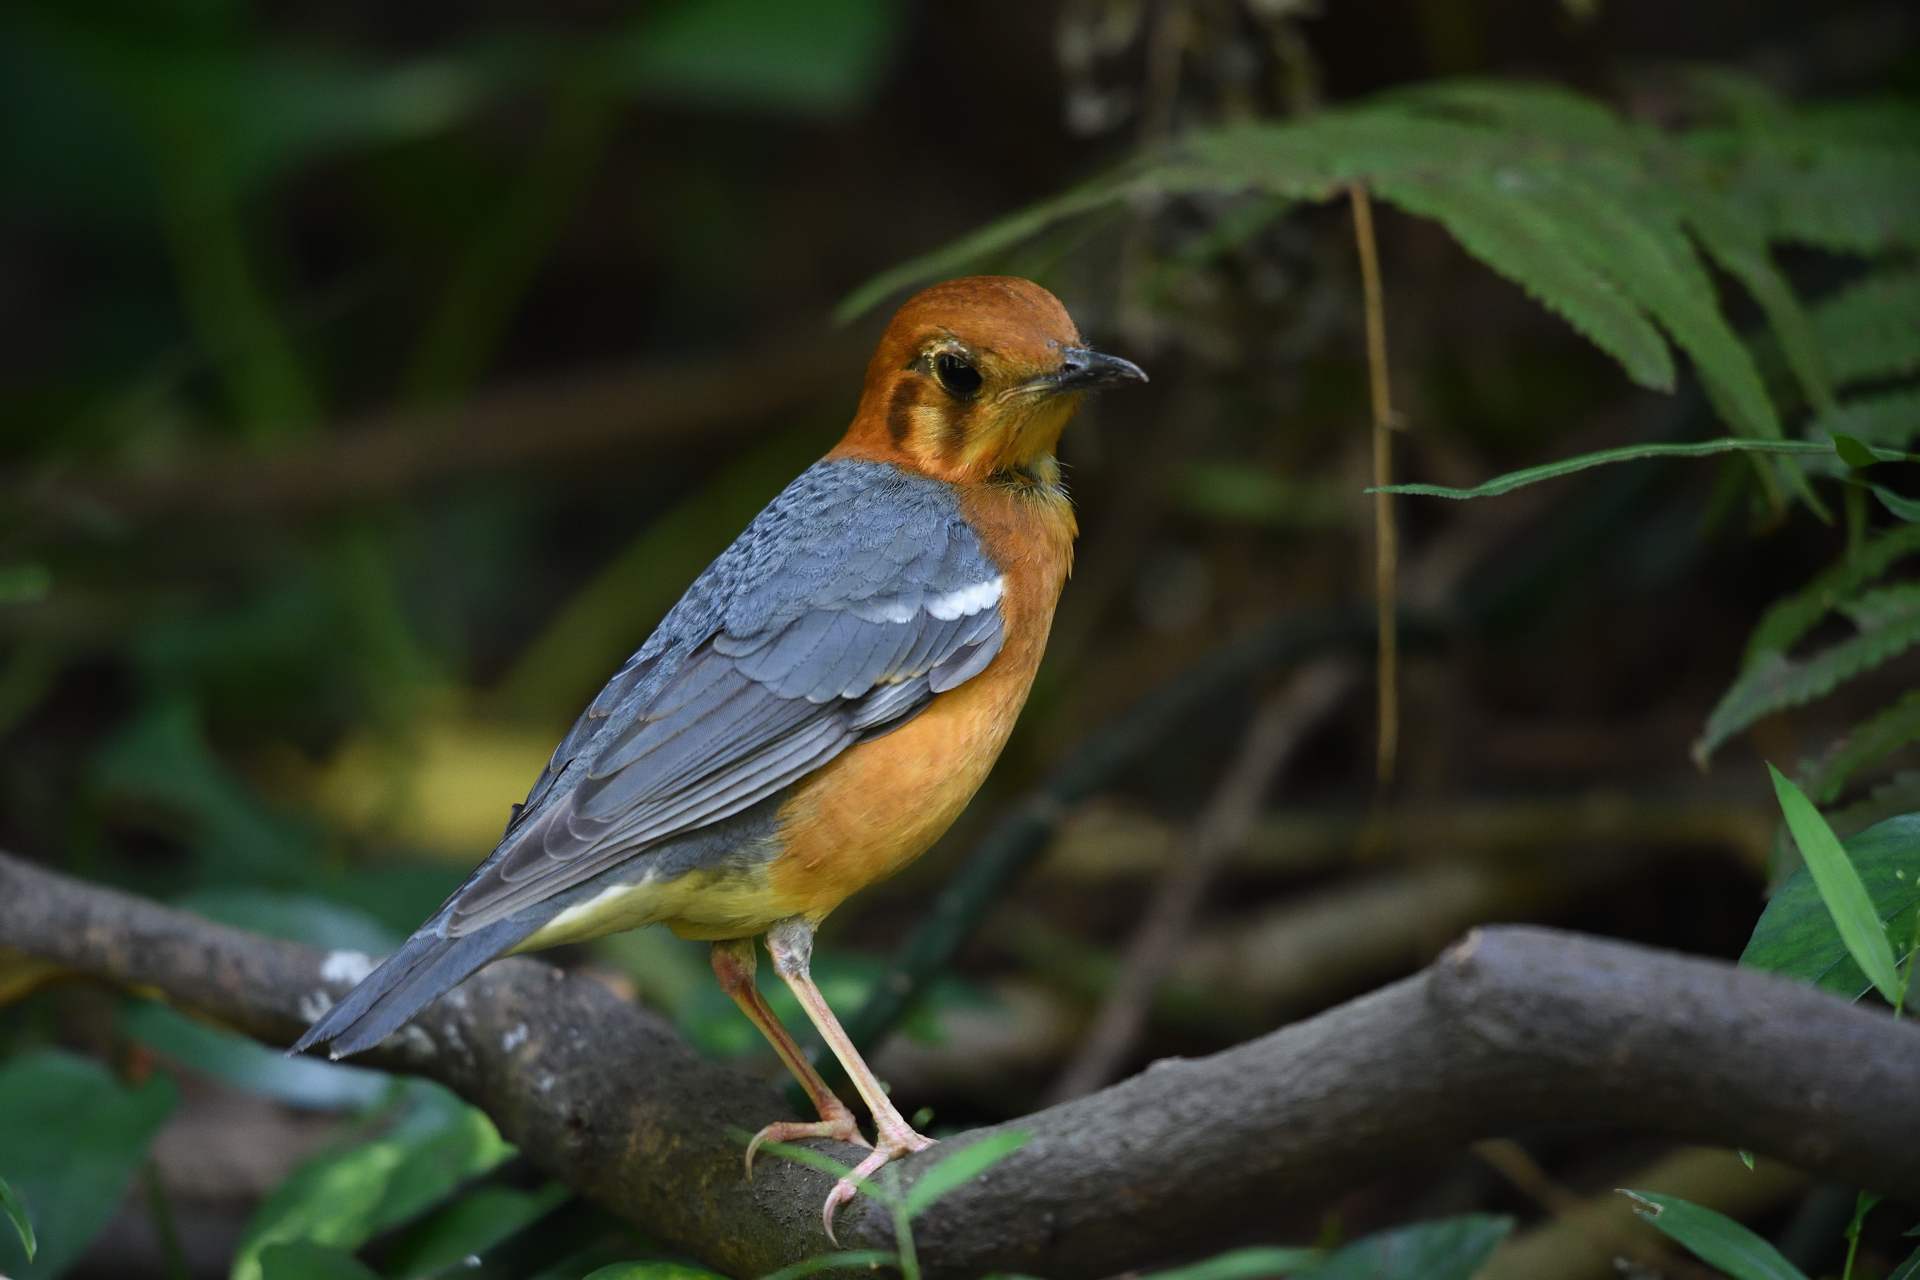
(295, 276), (1147, 1234)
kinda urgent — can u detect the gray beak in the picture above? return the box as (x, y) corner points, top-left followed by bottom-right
(1047, 346), (1149, 394)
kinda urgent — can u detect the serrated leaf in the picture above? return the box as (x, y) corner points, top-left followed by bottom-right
(0, 1052), (177, 1279)
(1763, 768), (1907, 1004)
(902, 1130), (1030, 1219)
(1744, 523), (1920, 662)
(1744, 812), (1920, 1000)
(1698, 580), (1920, 765)
(1621, 1190), (1809, 1280)
(1812, 389), (1920, 452)
(1374, 437), (1836, 500)
(1803, 690), (1920, 805)
(1812, 268), (1920, 389)
(1315, 1214), (1514, 1280)
(1373, 168), (1676, 392)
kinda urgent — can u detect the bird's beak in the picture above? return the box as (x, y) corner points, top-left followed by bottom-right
(1039, 347), (1149, 395)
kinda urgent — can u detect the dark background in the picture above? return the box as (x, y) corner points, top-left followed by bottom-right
(2, 1), (1917, 1277)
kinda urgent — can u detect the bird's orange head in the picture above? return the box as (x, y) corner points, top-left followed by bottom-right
(835, 276), (1146, 486)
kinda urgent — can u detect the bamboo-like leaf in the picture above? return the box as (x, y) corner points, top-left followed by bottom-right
(902, 1130), (1030, 1219)
(1373, 438), (1836, 500)
(1621, 1190), (1809, 1280)
(1874, 484), (1920, 524)
(1696, 584), (1920, 765)
(1746, 812), (1920, 997)
(1766, 767), (1906, 1004)
(757, 1251), (899, 1280)
(0, 1178), (33, 1264)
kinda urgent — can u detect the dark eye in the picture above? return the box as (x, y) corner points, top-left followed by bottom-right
(934, 352), (982, 399)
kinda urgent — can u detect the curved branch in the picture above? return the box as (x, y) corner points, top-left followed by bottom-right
(1, 851), (1914, 1278)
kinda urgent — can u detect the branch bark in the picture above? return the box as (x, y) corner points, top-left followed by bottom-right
(2, 851), (1914, 1278)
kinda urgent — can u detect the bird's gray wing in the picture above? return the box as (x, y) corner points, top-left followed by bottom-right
(444, 459), (1005, 936)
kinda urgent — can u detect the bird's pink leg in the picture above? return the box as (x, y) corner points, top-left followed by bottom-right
(765, 919), (935, 1243)
(710, 938), (870, 1176)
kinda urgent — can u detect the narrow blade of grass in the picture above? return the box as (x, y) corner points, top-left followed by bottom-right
(901, 1131), (1029, 1220)
(1371, 438), (1920, 501)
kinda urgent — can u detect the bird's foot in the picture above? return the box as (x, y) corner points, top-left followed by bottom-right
(822, 1122), (936, 1244)
(744, 1109), (871, 1180)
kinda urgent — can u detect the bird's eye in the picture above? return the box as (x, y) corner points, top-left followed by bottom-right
(933, 352), (983, 399)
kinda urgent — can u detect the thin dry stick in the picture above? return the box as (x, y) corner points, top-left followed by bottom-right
(1045, 659), (1358, 1102)
(1349, 183), (1399, 784)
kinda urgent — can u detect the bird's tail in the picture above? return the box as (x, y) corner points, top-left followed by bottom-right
(291, 915), (532, 1060)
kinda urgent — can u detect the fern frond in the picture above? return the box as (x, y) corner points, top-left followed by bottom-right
(1812, 268), (1920, 389)
(1703, 132), (1920, 254)
(1744, 523), (1920, 663)
(1820, 385), (1920, 448)
(1697, 582), (1920, 766)
(1803, 689), (1920, 804)
(1368, 169), (1675, 392)
(1378, 78), (1629, 142)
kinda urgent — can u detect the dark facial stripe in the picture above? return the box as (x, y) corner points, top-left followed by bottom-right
(941, 402), (972, 459)
(886, 379), (918, 447)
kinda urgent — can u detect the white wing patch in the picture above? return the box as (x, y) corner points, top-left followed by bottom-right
(926, 576), (1004, 620)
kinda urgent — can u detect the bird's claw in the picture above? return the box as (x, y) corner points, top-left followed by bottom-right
(822, 1125), (936, 1245)
(744, 1111), (870, 1180)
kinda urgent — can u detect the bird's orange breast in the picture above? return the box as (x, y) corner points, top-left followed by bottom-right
(758, 481), (1075, 927)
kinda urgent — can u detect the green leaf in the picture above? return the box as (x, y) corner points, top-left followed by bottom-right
(0, 563), (51, 605)
(234, 1082), (516, 1280)
(1764, 767), (1906, 1004)
(1621, 1190), (1809, 1280)
(382, 1183), (570, 1279)
(1811, 389), (1920, 453)
(757, 1250), (900, 1280)
(1811, 268), (1920, 389)
(0, 1178), (35, 1263)
(1743, 812), (1920, 1000)
(1889, 1244), (1920, 1280)
(1314, 1214), (1514, 1280)
(1743, 523), (1920, 663)
(258, 1242), (384, 1280)
(1372, 167), (1675, 393)
(902, 1130), (1031, 1219)
(1374, 437), (1838, 500)
(602, 0), (903, 117)
(748, 1139), (896, 1208)
(1697, 584), (1920, 766)
(583, 1265), (731, 1280)
(1832, 432), (1881, 469)
(0, 1051), (178, 1279)
(1803, 690), (1920, 805)
(1139, 1245), (1325, 1279)
(1874, 484), (1920, 524)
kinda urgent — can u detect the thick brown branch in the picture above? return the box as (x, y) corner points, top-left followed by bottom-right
(1, 851), (1914, 1278)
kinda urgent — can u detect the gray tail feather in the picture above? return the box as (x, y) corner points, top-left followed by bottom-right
(291, 917), (531, 1060)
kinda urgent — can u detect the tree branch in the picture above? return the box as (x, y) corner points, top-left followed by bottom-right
(2, 851), (1914, 1278)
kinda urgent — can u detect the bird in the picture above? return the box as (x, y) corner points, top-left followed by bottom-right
(292, 275), (1146, 1237)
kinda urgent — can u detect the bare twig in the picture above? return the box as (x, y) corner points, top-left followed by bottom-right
(11, 330), (863, 524)
(1349, 182), (1399, 784)
(3, 852), (1915, 1277)
(1045, 660), (1357, 1100)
